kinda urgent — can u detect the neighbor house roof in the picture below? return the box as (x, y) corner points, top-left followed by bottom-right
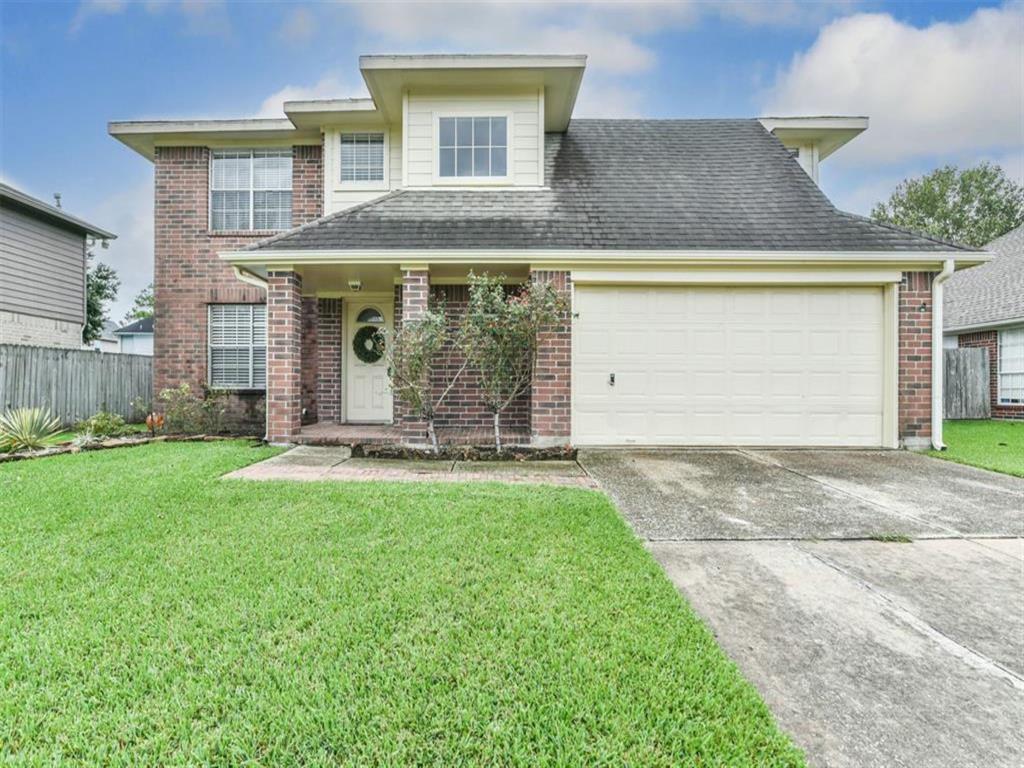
(944, 225), (1024, 332)
(0, 183), (116, 240)
(115, 317), (154, 335)
(243, 119), (973, 255)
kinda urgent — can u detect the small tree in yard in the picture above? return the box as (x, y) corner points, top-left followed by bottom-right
(383, 302), (467, 453)
(459, 273), (568, 451)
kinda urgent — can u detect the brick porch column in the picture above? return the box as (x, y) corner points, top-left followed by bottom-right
(398, 267), (430, 444)
(530, 270), (572, 446)
(267, 270), (302, 444)
(898, 271), (934, 448)
(316, 298), (342, 423)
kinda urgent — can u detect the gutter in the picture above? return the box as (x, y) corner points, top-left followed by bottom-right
(231, 266), (270, 442)
(931, 259), (955, 451)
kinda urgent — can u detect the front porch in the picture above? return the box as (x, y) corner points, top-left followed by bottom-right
(252, 262), (572, 448)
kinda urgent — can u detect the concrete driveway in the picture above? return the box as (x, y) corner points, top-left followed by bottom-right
(580, 449), (1024, 768)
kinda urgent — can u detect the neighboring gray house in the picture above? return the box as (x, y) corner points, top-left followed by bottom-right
(944, 225), (1024, 419)
(0, 183), (116, 349)
(114, 316), (154, 356)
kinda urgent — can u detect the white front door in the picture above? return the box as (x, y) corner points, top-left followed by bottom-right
(572, 285), (886, 447)
(346, 301), (392, 422)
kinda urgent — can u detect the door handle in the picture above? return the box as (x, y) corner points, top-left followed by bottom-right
(609, 373), (615, 386)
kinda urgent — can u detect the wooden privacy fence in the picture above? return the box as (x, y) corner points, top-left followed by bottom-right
(0, 344), (153, 425)
(944, 348), (990, 420)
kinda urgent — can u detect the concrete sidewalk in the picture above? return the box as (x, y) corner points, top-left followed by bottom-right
(224, 446), (598, 488)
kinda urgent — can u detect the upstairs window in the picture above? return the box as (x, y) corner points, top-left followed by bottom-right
(438, 116), (507, 178)
(341, 133), (385, 183)
(211, 149), (292, 231)
(208, 304), (266, 389)
(998, 327), (1024, 404)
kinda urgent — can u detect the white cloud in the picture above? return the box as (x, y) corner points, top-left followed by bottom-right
(762, 4), (1024, 166)
(77, 182), (155, 323)
(255, 75), (369, 118)
(279, 6), (316, 44)
(69, 0), (231, 37)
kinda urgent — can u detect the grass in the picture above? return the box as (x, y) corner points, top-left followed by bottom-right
(0, 442), (803, 766)
(929, 420), (1024, 478)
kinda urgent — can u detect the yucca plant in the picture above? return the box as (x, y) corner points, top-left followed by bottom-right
(0, 407), (62, 452)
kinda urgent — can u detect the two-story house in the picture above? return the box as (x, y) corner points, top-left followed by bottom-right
(1, 183), (116, 349)
(110, 54), (984, 449)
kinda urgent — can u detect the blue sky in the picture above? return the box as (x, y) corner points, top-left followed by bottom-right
(2, 0), (1021, 320)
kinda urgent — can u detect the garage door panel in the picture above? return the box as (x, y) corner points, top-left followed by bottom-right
(573, 285), (885, 446)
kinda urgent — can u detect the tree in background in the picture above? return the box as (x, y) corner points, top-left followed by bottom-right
(382, 301), (466, 453)
(871, 163), (1024, 248)
(83, 253), (119, 344)
(459, 273), (568, 451)
(124, 282), (154, 323)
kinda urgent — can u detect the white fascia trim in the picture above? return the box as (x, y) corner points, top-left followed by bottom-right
(219, 248), (981, 267)
(284, 98), (376, 114)
(109, 118), (297, 134)
(944, 317), (1024, 334)
(571, 268), (904, 285)
(359, 53), (588, 71)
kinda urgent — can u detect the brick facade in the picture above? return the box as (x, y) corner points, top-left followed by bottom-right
(898, 271), (934, 444)
(152, 144), (322, 432)
(958, 329), (1024, 420)
(316, 299), (343, 423)
(266, 271), (302, 443)
(530, 270), (572, 445)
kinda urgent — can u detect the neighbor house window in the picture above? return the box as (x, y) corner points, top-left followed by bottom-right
(341, 133), (385, 183)
(210, 149), (292, 231)
(998, 327), (1024, 404)
(438, 116), (507, 178)
(208, 304), (266, 389)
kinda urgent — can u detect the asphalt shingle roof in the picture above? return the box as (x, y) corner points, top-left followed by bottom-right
(249, 119), (972, 254)
(944, 225), (1024, 330)
(115, 317), (154, 334)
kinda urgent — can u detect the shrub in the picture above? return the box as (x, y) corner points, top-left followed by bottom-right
(74, 411), (130, 438)
(156, 384), (231, 435)
(0, 408), (62, 452)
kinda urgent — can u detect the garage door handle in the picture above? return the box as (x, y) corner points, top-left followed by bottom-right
(609, 373), (615, 386)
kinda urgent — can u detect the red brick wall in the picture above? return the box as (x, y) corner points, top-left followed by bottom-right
(300, 297), (318, 424)
(392, 281), (532, 441)
(152, 143), (322, 432)
(267, 271), (302, 443)
(316, 299), (342, 423)
(898, 272), (934, 442)
(958, 330), (1024, 420)
(530, 270), (572, 444)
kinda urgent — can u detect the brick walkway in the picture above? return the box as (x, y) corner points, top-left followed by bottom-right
(224, 446), (598, 488)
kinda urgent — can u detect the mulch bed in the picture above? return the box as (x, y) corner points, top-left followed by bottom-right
(353, 443), (577, 461)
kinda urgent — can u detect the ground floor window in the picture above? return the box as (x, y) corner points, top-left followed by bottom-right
(998, 327), (1024, 404)
(208, 304), (266, 389)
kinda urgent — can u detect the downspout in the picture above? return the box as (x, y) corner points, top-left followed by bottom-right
(931, 259), (955, 450)
(231, 266), (270, 441)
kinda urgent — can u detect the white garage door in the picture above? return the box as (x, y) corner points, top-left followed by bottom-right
(572, 285), (885, 446)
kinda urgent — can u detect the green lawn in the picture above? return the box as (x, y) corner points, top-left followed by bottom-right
(0, 442), (802, 766)
(930, 420), (1024, 477)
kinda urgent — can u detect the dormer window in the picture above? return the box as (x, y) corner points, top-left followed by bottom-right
(438, 116), (507, 178)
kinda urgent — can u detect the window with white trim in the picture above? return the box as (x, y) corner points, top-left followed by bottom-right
(210, 149), (292, 231)
(208, 304), (266, 389)
(438, 117), (507, 178)
(341, 133), (385, 183)
(998, 327), (1024, 404)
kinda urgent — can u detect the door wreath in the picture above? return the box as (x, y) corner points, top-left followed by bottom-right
(353, 325), (384, 364)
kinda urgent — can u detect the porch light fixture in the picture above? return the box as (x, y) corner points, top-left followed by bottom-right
(348, 279), (363, 292)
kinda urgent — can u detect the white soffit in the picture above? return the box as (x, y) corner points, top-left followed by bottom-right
(759, 116), (869, 159)
(358, 53), (587, 130)
(283, 98), (382, 129)
(108, 119), (320, 160)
